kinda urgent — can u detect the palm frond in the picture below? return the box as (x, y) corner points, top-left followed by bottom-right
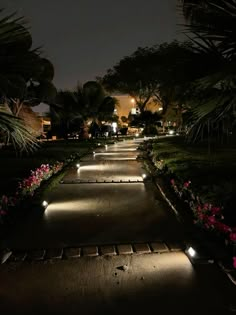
(0, 104), (39, 153)
(186, 88), (236, 142)
(179, 0), (236, 58)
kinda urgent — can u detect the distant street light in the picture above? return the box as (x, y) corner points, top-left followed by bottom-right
(112, 122), (117, 133)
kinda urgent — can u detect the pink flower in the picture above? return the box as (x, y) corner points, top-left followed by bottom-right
(197, 205), (202, 212)
(203, 203), (210, 210)
(215, 222), (231, 233)
(198, 213), (205, 220)
(229, 233), (236, 242)
(170, 179), (175, 185)
(208, 216), (216, 225)
(183, 181), (191, 188)
(233, 257), (236, 269)
(211, 207), (221, 215)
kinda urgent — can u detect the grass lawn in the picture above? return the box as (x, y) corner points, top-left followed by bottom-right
(151, 135), (236, 226)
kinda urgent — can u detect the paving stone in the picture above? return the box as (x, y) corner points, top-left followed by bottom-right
(64, 247), (81, 259)
(166, 241), (185, 251)
(133, 243), (151, 254)
(150, 242), (169, 253)
(10, 251), (27, 262)
(117, 244), (133, 255)
(46, 248), (63, 259)
(27, 249), (46, 261)
(82, 246), (99, 257)
(100, 245), (117, 256)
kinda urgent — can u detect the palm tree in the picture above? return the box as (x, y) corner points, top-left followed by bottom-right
(0, 8), (56, 151)
(0, 9), (40, 151)
(51, 81), (118, 139)
(51, 88), (84, 139)
(178, 0), (236, 143)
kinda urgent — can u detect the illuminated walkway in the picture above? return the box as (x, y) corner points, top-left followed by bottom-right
(3, 138), (187, 249)
(1, 138), (235, 315)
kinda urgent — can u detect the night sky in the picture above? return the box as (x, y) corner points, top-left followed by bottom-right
(2, 0), (184, 89)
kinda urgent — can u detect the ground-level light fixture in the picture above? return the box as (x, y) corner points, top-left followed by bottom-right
(42, 200), (48, 209)
(93, 151), (96, 155)
(135, 133), (140, 137)
(186, 246), (196, 258)
(185, 245), (214, 265)
(76, 163), (80, 168)
(142, 173), (147, 179)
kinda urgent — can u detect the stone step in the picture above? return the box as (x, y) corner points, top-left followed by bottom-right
(117, 244), (133, 255)
(82, 246), (99, 257)
(150, 242), (169, 253)
(2, 241), (187, 264)
(46, 248), (63, 260)
(64, 247), (81, 259)
(27, 249), (46, 261)
(133, 243), (151, 254)
(100, 245), (117, 256)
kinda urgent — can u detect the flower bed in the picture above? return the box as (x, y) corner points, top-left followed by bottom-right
(0, 152), (80, 226)
(139, 140), (236, 268)
(0, 161), (64, 224)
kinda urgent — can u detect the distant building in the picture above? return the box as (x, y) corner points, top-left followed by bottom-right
(112, 94), (161, 119)
(32, 103), (51, 137)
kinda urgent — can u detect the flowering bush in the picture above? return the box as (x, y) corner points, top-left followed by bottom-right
(51, 161), (64, 174)
(0, 161), (64, 224)
(16, 162), (64, 197)
(169, 178), (235, 235)
(170, 178), (236, 268)
(16, 164), (52, 197)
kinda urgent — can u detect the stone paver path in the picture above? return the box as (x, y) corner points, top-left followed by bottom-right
(3, 138), (189, 250)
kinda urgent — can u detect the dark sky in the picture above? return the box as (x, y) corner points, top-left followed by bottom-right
(2, 0), (184, 89)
